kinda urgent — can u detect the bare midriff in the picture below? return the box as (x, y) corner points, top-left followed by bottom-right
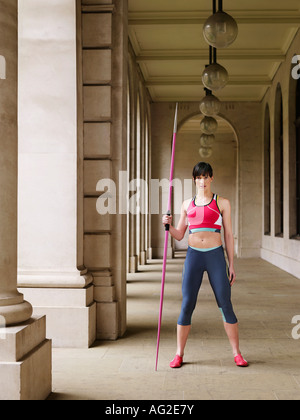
(188, 231), (222, 249)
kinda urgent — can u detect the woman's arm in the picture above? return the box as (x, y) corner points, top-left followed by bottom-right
(162, 201), (188, 241)
(219, 197), (236, 285)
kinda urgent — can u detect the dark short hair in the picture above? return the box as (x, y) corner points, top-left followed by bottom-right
(192, 162), (213, 179)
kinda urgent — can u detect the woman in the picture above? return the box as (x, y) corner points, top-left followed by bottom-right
(162, 162), (248, 368)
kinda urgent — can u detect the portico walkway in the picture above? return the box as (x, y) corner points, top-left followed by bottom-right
(48, 255), (300, 400)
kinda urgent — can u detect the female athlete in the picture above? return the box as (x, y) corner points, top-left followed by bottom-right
(162, 162), (248, 368)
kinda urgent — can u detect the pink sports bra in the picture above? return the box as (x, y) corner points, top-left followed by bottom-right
(187, 194), (222, 234)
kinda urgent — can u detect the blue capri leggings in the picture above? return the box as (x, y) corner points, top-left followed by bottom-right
(178, 246), (238, 326)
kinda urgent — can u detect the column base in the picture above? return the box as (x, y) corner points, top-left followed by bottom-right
(0, 316), (52, 400)
(18, 268), (93, 288)
(18, 286), (96, 348)
(129, 255), (138, 273)
(93, 271), (119, 340)
(96, 302), (119, 340)
(0, 300), (32, 327)
(139, 250), (147, 266)
(147, 247), (152, 260)
(151, 247), (173, 259)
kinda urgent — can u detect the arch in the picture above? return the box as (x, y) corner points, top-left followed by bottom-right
(136, 84), (147, 265)
(177, 111), (240, 147)
(126, 77), (131, 272)
(173, 111), (240, 255)
(136, 93), (142, 262)
(144, 109), (150, 259)
(127, 58), (138, 273)
(295, 79), (300, 237)
(274, 83), (284, 237)
(264, 103), (271, 235)
(289, 56), (300, 238)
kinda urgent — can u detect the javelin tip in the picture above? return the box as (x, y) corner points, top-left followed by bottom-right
(173, 102), (179, 134)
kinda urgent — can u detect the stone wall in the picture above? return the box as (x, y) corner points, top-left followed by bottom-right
(261, 29), (300, 279)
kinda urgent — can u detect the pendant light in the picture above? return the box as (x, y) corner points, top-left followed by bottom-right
(202, 47), (228, 91)
(203, 0), (238, 49)
(199, 88), (221, 117)
(200, 116), (218, 135)
(200, 133), (215, 147)
(199, 146), (213, 158)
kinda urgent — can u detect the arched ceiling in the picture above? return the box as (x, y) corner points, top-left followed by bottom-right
(128, 0), (300, 102)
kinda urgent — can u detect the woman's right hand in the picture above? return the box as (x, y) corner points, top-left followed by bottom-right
(162, 214), (172, 226)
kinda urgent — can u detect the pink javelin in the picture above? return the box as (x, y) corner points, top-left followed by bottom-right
(155, 103), (179, 371)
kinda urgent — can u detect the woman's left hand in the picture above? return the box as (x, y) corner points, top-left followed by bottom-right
(229, 266), (236, 286)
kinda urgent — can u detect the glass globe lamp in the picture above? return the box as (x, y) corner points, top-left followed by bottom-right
(200, 117), (218, 135)
(203, 11), (238, 49)
(199, 94), (221, 117)
(199, 146), (213, 158)
(202, 63), (228, 91)
(200, 133), (215, 147)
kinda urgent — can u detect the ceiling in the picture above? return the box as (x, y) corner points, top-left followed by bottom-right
(128, 0), (300, 102)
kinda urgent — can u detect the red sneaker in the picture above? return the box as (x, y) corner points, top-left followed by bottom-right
(234, 354), (249, 367)
(170, 355), (183, 368)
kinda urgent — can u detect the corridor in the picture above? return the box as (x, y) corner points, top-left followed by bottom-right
(2, 0), (300, 400)
(49, 255), (300, 400)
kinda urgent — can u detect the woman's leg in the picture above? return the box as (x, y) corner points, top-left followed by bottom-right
(223, 321), (240, 357)
(205, 247), (243, 357)
(172, 248), (204, 365)
(176, 324), (191, 357)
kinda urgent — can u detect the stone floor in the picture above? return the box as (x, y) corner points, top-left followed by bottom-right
(48, 255), (300, 400)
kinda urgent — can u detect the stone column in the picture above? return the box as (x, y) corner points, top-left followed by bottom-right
(0, 0), (32, 329)
(17, 0), (96, 348)
(146, 111), (153, 260)
(79, 0), (128, 339)
(128, 59), (138, 273)
(139, 97), (147, 266)
(0, 0), (51, 400)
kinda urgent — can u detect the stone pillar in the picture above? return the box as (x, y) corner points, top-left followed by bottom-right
(146, 112), (153, 260)
(79, 0), (128, 339)
(128, 49), (152, 262)
(17, 0), (96, 348)
(128, 59), (138, 273)
(0, 0), (32, 329)
(0, 0), (51, 400)
(139, 97), (147, 266)
(128, 109), (139, 272)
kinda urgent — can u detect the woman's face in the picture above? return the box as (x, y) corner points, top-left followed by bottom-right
(194, 174), (213, 191)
